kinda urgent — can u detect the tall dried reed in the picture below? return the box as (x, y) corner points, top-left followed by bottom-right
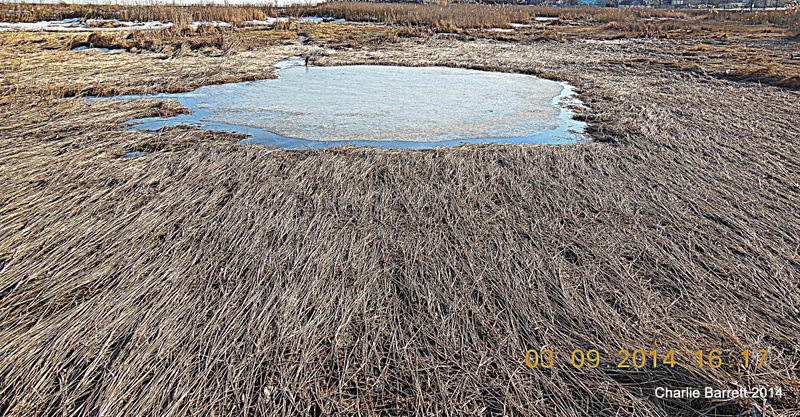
(0, 3), (277, 25)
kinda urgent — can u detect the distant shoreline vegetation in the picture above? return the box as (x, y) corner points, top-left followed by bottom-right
(2, 0), (798, 9)
(0, 1), (797, 37)
(1, 0), (324, 6)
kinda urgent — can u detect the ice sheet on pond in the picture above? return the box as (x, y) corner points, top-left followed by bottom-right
(116, 58), (588, 149)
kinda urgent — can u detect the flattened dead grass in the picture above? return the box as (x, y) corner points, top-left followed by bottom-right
(0, 13), (798, 417)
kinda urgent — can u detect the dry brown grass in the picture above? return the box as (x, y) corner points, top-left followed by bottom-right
(2, 2), (797, 38)
(287, 2), (798, 35)
(287, 2), (693, 25)
(0, 30), (306, 96)
(287, 2), (530, 31)
(630, 41), (800, 89)
(0, 2), (277, 25)
(701, 5), (800, 29)
(0, 15), (799, 417)
(533, 5), (690, 20)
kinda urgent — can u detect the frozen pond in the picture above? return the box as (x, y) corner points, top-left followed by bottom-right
(120, 58), (587, 149)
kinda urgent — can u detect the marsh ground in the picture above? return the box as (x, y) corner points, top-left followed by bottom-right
(0, 6), (799, 416)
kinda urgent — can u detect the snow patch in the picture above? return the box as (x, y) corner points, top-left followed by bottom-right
(188, 21), (232, 29)
(241, 17), (289, 26)
(72, 45), (126, 53)
(0, 19), (172, 31)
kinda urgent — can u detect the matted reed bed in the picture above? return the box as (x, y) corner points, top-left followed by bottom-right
(0, 15), (799, 417)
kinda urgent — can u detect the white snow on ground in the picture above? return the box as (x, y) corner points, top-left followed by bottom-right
(485, 23), (532, 32)
(241, 18), (290, 26)
(72, 46), (126, 53)
(0, 16), (346, 32)
(187, 21), (232, 29)
(0, 19), (173, 31)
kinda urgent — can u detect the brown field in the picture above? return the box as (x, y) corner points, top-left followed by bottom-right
(0, 3), (799, 416)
